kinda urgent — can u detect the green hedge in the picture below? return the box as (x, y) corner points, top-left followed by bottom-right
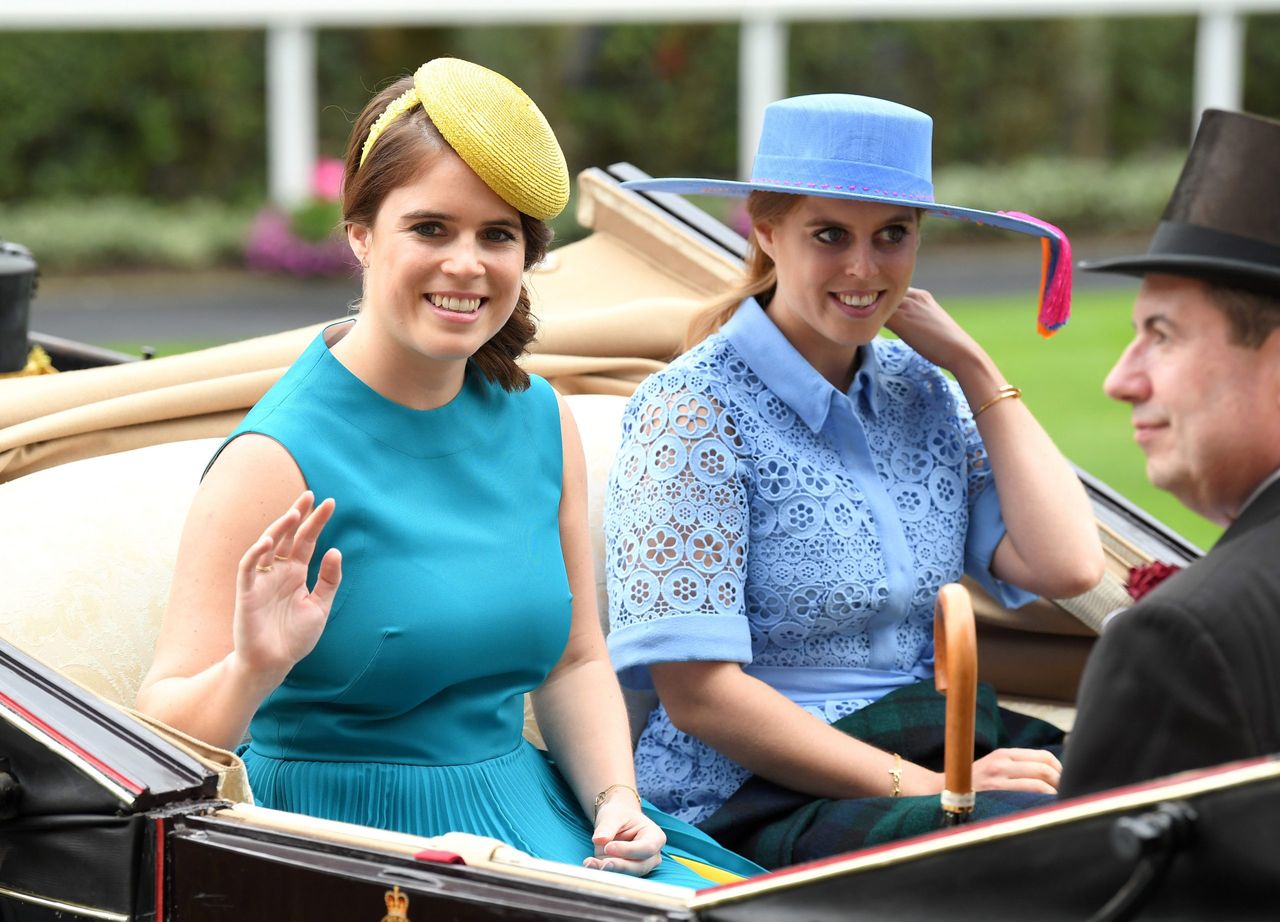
(927, 153), (1185, 237)
(0, 198), (254, 272)
(3, 153), (1181, 273)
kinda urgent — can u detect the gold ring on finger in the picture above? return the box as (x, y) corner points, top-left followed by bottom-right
(255, 564), (274, 573)
(273, 555), (290, 561)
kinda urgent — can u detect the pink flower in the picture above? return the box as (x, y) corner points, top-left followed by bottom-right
(243, 208), (356, 277)
(1125, 561), (1182, 601)
(311, 157), (345, 202)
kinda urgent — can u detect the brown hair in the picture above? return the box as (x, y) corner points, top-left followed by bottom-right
(1209, 284), (1280, 348)
(341, 75), (552, 392)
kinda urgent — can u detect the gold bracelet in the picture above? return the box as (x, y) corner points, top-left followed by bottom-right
(593, 783), (642, 818)
(889, 753), (903, 798)
(973, 384), (1022, 418)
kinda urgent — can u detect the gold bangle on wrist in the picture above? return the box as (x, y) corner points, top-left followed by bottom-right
(593, 783), (641, 819)
(973, 384), (1022, 418)
(889, 753), (903, 798)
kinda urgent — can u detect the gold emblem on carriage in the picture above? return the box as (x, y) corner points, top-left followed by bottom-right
(381, 886), (410, 922)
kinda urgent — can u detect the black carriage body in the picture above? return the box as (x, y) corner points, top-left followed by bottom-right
(690, 760), (1280, 920)
(164, 816), (694, 922)
(2, 631), (1279, 922)
(0, 641), (211, 921)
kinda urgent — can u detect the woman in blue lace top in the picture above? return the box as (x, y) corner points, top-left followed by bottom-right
(604, 94), (1104, 833)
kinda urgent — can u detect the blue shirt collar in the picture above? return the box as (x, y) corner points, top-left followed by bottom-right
(721, 297), (886, 432)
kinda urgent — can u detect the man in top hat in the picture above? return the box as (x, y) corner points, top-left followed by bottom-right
(1059, 108), (1280, 797)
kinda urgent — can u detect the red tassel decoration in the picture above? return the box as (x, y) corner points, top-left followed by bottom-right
(1000, 211), (1073, 338)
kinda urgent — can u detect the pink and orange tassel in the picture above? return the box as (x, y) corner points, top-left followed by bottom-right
(1000, 211), (1073, 338)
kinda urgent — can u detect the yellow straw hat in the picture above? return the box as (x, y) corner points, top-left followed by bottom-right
(359, 58), (570, 221)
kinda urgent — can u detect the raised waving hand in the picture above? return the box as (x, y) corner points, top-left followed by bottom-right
(231, 491), (343, 685)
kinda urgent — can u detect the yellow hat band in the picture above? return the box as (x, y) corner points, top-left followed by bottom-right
(358, 58), (570, 222)
(358, 86), (421, 169)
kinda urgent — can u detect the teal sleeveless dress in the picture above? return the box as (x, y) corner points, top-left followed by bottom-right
(222, 324), (760, 888)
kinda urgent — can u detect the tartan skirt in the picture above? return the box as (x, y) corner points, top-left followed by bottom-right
(697, 681), (1064, 869)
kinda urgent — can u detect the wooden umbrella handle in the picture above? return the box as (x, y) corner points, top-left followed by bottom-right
(934, 582), (977, 823)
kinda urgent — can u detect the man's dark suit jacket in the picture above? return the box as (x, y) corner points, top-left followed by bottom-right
(1059, 479), (1280, 798)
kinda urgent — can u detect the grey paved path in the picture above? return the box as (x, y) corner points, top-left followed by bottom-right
(27, 236), (1140, 351)
(29, 270), (362, 350)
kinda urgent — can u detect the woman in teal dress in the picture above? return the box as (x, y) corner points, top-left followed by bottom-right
(136, 57), (759, 888)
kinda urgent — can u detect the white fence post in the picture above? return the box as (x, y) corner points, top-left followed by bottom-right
(739, 15), (787, 179)
(266, 21), (316, 208)
(1193, 5), (1244, 131)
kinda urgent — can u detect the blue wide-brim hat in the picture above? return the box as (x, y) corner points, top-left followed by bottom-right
(623, 94), (1072, 335)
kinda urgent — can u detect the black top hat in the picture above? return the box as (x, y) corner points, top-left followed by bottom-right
(1082, 109), (1280, 295)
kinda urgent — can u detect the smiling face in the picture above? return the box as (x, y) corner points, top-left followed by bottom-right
(344, 147), (525, 401)
(1104, 274), (1280, 524)
(754, 196), (920, 384)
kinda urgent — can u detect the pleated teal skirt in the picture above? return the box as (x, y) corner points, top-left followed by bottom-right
(242, 739), (762, 888)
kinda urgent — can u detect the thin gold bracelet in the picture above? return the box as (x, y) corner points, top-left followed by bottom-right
(593, 783), (642, 819)
(889, 753), (903, 798)
(973, 384), (1022, 418)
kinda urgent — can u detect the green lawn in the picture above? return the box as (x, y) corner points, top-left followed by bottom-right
(944, 290), (1220, 551)
(102, 289), (1221, 552)
(102, 341), (221, 359)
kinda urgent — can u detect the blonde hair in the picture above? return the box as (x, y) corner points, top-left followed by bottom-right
(684, 191), (800, 351)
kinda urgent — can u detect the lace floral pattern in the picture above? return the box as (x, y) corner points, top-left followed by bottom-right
(606, 325), (1005, 824)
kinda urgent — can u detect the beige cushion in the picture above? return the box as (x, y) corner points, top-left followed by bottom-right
(564, 393), (657, 741)
(565, 393), (626, 634)
(0, 437), (222, 705)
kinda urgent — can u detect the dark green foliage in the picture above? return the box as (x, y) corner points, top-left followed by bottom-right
(789, 16), (1213, 164)
(792, 18), (1069, 163)
(554, 23), (739, 181)
(311, 24), (740, 184)
(1106, 18), (1197, 154)
(314, 27), (458, 162)
(0, 30), (265, 203)
(1245, 14), (1280, 115)
(288, 198), (342, 243)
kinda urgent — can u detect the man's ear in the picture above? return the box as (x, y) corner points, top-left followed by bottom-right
(1265, 328), (1280, 410)
(1259, 328), (1280, 472)
(348, 223), (371, 266)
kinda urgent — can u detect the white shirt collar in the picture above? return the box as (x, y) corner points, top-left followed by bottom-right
(1239, 466), (1280, 517)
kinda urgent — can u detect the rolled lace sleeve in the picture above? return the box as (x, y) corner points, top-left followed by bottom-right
(604, 378), (752, 690)
(950, 379), (1038, 610)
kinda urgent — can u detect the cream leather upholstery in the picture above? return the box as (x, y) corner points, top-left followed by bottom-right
(0, 437), (221, 705)
(565, 394), (659, 739)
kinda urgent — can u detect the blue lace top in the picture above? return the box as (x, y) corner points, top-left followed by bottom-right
(604, 298), (1035, 824)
